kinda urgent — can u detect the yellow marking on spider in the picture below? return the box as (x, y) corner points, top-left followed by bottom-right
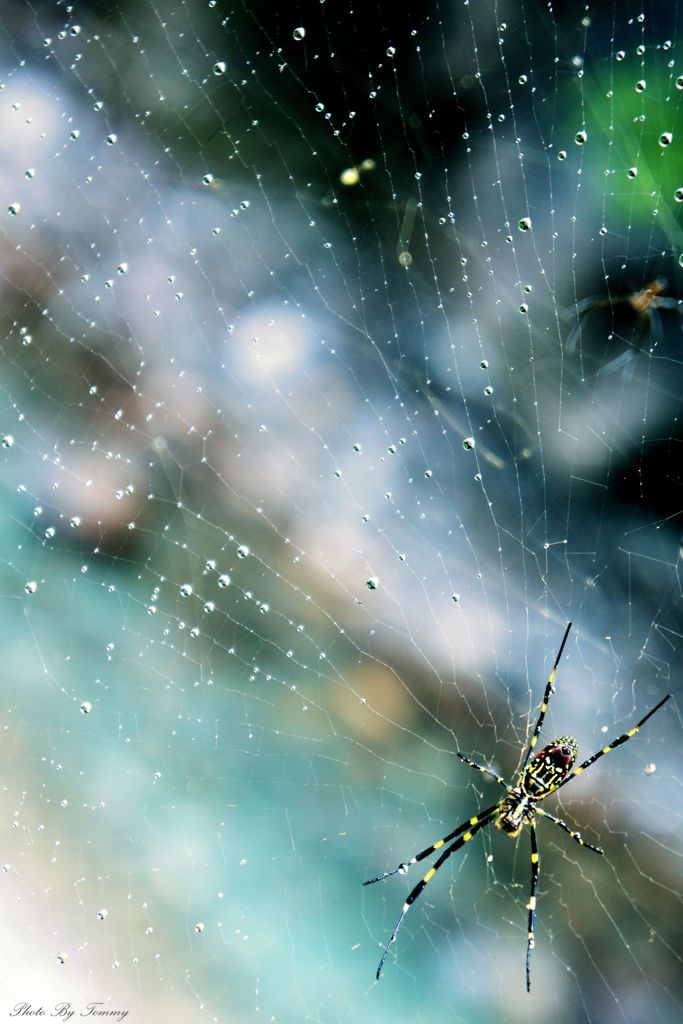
(463, 831), (473, 842)
(627, 727), (638, 737)
(527, 896), (536, 910)
(530, 736), (537, 747)
(433, 839), (445, 850)
(531, 852), (539, 863)
(574, 766), (584, 775)
(469, 816), (479, 825)
(423, 867), (436, 883)
(602, 746), (612, 754)
(527, 933), (535, 946)
(540, 702), (547, 713)
(549, 669), (556, 684)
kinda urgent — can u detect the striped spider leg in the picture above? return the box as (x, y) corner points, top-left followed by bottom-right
(364, 622), (671, 992)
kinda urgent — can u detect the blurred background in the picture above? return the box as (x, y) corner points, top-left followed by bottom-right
(0, 1), (681, 1022)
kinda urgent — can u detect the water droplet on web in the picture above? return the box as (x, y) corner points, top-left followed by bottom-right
(518, 217), (532, 232)
(237, 544), (250, 558)
(2, 435), (14, 448)
(97, 908), (108, 920)
(480, 359), (489, 369)
(386, 46), (396, 57)
(674, 188), (683, 203)
(484, 386), (493, 396)
(7, 203), (21, 216)
(195, 922), (205, 933)
(292, 26), (306, 41)
(340, 167), (360, 186)
(635, 80), (646, 92)
(627, 167), (638, 179)
(658, 132), (673, 147)
(677, 76), (683, 90)
(213, 61), (227, 75)
(616, 50), (625, 61)
(365, 577), (379, 590)
(105, 133), (118, 145)
(24, 581), (37, 594)
(463, 437), (475, 451)
(80, 702), (92, 714)
(643, 763), (657, 775)
(180, 583), (193, 597)
(218, 573), (231, 588)
(398, 250), (412, 267)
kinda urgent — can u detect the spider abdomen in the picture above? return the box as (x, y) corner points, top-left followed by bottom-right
(523, 735), (578, 799)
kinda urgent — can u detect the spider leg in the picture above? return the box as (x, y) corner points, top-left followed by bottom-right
(525, 821), (540, 993)
(565, 297), (610, 355)
(363, 800), (501, 885)
(557, 693), (671, 792)
(372, 811), (497, 979)
(599, 347), (637, 378)
(523, 622), (572, 767)
(536, 807), (603, 855)
(456, 753), (512, 791)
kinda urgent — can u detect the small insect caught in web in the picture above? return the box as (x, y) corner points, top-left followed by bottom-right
(565, 278), (682, 379)
(363, 623), (671, 992)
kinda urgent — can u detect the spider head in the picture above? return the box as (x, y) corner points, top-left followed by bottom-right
(523, 735), (578, 798)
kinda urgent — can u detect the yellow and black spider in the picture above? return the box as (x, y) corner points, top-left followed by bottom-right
(363, 623), (671, 991)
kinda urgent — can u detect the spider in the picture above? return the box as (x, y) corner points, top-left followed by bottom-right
(565, 278), (682, 378)
(363, 622), (671, 992)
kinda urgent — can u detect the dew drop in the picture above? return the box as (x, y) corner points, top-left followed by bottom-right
(659, 132), (673, 147)
(518, 217), (532, 231)
(292, 26), (306, 40)
(463, 437), (475, 451)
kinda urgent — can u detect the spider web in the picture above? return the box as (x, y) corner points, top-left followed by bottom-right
(0, 1), (681, 1022)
